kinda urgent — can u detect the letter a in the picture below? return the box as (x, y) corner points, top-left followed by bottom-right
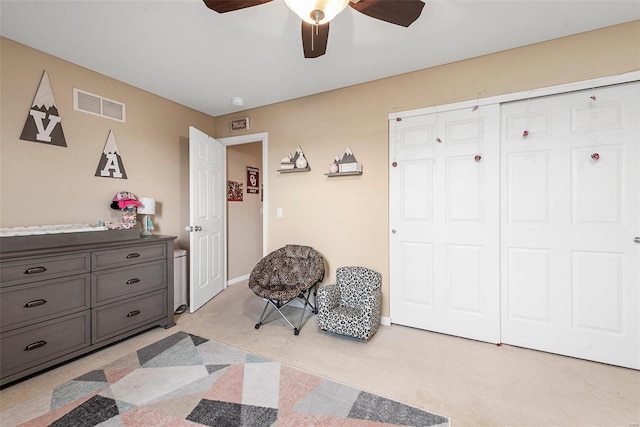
(100, 153), (123, 178)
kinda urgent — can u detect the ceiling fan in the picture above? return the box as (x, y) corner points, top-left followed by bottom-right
(203, 0), (425, 58)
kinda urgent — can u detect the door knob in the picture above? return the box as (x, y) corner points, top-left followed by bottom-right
(634, 237), (640, 244)
(392, 229), (397, 234)
(185, 226), (193, 232)
(195, 226), (203, 232)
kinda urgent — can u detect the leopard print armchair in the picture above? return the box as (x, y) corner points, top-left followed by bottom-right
(317, 266), (382, 340)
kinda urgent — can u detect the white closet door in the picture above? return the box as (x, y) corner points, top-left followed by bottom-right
(500, 82), (639, 369)
(390, 105), (501, 343)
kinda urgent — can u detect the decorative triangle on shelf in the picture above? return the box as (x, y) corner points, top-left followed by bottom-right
(278, 145), (311, 172)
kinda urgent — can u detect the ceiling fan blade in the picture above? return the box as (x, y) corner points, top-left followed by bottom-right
(301, 22), (330, 59)
(349, 0), (425, 27)
(203, 0), (272, 13)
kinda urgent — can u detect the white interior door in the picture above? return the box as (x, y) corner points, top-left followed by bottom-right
(389, 105), (501, 343)
(188, 126), (225, 313)
(500, 82), (639, 369)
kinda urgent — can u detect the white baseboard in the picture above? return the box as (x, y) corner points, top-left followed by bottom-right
(227, 274), (250, 286)
(381, 317), (391, 326)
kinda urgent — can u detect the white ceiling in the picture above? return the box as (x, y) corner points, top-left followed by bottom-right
(1, 0), (638, 117)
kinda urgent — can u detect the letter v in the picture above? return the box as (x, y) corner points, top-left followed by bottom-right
(30, 109), (62, 142)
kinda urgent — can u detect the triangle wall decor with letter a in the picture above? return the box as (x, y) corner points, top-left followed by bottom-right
(20, 70), (67, 147)
(95, 129), (128, 179)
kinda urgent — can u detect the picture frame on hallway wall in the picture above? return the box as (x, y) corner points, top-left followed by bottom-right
(227, 181), (243, 202)
(247, 167), (259, 194)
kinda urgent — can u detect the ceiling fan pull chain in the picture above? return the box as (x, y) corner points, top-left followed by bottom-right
(310, 8), (324, 52)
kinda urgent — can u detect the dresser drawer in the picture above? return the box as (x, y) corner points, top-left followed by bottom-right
(91, 244), (166, 270)
(0, 253), (90, 287)
(1, 274), (90, 332)
(92, 290), (167, 343)
(0, 311), (90, 379)
(92, 260), (166, 305)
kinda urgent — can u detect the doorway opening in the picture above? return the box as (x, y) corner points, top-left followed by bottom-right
(218, 132), (268, 286)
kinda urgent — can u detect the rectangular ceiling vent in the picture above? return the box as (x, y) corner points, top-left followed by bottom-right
(73, 88), (126, 122)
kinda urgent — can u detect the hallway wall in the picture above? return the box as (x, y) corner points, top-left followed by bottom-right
(227, 142), (263, 280)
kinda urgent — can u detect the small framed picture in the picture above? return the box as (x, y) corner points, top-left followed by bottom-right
(247, 166), (259, 194)
(230, 117), (249, 131)
(227, 181), (243, 202)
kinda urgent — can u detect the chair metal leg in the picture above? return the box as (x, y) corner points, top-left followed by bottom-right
(269, 299), (298, 331)
(294, 284), (317, 334)
(254, 300), (271, 329)
(253, 283), (319, 335)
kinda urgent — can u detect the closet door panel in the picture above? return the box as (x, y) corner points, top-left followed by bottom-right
(506, 151), (550, 223)
(505, 247), (551, 324)
(500, 82), (639, 369)
(390, 105), (500, 344)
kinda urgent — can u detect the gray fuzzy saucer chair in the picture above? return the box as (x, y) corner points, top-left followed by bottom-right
(317, 266), (382, 340)
(248, 244), (325, 335)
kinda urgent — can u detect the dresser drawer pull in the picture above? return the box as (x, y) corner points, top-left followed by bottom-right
(24, 340), (47, 351)
(126, 278), (141, 285)
(24, 299), (47, 308)
(24, 266), (47, 275)
(126, 253), (141, 259)
(126, 310), (141, 318)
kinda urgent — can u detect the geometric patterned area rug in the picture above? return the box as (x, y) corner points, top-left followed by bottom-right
(2, 331), (449, 427)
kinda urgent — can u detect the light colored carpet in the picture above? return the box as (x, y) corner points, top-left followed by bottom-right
(1, 282), (638, 426)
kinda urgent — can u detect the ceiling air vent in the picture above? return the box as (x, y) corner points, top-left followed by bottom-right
(73, 88), (125, 122)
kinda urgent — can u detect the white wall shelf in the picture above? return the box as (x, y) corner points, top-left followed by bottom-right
(324, 171), (362, 177)
(278, 167), (311, 173)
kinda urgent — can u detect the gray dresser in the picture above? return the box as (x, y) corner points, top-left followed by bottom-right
(0, 232), (176, 386)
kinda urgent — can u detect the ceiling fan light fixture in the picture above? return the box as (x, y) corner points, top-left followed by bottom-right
(284, 0), (350, 25)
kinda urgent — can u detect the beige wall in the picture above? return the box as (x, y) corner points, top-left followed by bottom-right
(213, 22), (640, 317)
(1, 22), (638, 317)
(227, 142), (263, 280)
(0, 37), (216, 250)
